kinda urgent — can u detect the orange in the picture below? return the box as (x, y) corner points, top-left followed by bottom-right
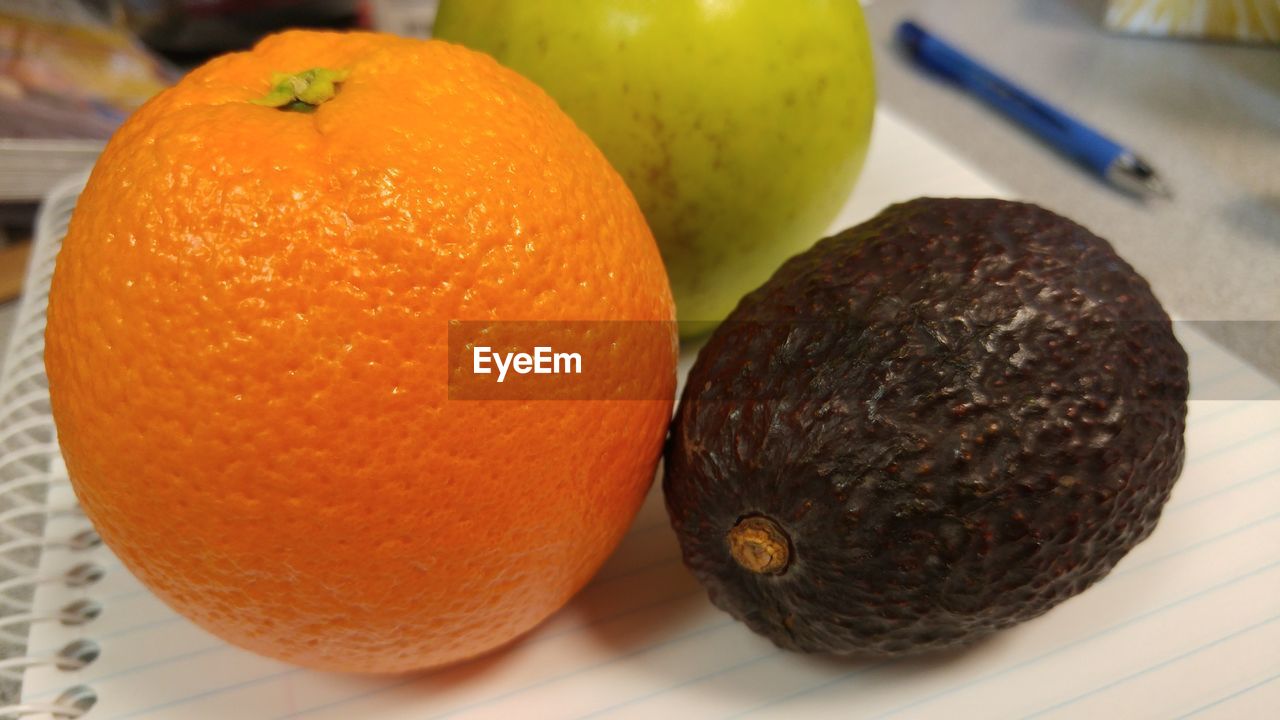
(44, 30), (676, 673)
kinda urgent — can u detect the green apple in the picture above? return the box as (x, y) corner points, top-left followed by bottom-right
(434, 0), (875, 333)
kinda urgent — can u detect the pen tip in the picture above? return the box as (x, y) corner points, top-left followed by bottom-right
(1107, 155), (1172, 200)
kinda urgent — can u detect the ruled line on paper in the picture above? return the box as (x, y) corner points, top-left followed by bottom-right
(1174, 670), (1280, 719)
(1018, 614), (1280, 719)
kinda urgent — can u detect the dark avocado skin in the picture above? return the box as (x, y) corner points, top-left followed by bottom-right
(664, 198), (1189, 657)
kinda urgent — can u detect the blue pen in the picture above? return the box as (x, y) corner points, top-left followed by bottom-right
(898, 20), (1170, 198)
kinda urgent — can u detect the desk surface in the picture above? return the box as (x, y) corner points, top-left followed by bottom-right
(864, 0), (1279, 378)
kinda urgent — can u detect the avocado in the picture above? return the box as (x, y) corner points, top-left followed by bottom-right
(664, 198), (1189, 656)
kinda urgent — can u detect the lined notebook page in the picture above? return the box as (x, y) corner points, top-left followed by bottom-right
(21, 110), (1280, 719)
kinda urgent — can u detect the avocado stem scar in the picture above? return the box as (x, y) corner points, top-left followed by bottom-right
(728, 515), (791, 575)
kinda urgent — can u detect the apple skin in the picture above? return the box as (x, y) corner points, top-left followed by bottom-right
(434, 0), (875, 334)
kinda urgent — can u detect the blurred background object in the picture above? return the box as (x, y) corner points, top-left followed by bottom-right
(0, 0), (175, 202)
(360, 0), (437, 37)
(0, 0), (372, 304)
(0, 0), (175, 306)
(1106, 0), (1280, 43)
(118, 0), (358, 60)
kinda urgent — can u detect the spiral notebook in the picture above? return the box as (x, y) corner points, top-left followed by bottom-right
(4, 110), (1280, 719)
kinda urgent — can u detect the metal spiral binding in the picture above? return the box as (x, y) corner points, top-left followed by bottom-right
(0, 685), (98, 719)
(0, 173), (100, 717)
